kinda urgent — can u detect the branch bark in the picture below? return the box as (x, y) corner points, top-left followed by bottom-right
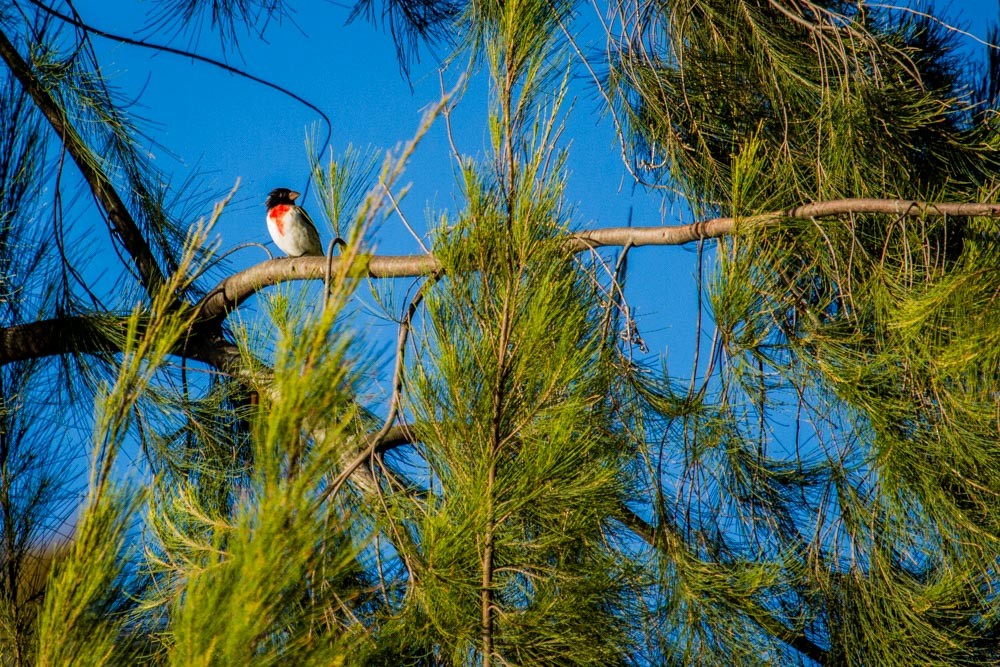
(195, 254), (443, 324)
(0, 314), (240, 373)
(0, 317), (119, 364)
(566, 198), (1000, 250)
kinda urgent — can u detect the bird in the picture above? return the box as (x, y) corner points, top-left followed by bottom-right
(264, 187), (323, 257)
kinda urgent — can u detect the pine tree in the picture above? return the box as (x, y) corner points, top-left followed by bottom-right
(0, 1), (999, 665)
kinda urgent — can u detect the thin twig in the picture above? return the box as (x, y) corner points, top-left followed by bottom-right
(383, 183), (429, 254)
(321, 270), (443, 502)
(28, 0), (334, 154)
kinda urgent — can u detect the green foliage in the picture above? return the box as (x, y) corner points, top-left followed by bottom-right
(35, 224), (215, 666)
(155, 301), (362, 666)
(390, 161), (631, 664)
(8, 0), (1000, 665)
(598, 2), (1000, 662)
(610, 0), (1000, 209)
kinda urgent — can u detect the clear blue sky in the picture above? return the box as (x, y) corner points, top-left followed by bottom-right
(72, 0), (1000, 377)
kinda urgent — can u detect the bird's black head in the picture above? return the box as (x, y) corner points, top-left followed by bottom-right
(265, 188), (300, 209)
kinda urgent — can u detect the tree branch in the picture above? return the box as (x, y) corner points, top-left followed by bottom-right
(195, 254), (443, 323)
(195, 196), (1000, 322)
(0, 29), (167, 299)
(0, 314), (239, 372)
(4, 197), (999, 367)
(0, 317), (120, 363)
(321, 271), (442, 503)
(566, 198), (1000, 251)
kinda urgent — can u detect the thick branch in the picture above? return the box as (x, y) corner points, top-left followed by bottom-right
(5, 197), (1000, 367)
(0, 29), (167, 298)
(196, 197), (1000, 322)
(0, 315), (239, 372)
(0, 317), (120, 363)
(196, 254), (443, 322)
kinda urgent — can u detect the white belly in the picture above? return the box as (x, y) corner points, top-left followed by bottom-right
(267, 208), (322, 257)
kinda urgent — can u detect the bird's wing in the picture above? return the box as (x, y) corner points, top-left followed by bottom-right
(297, 206), (324, 254)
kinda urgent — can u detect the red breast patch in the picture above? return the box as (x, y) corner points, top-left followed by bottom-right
(268, 205), (291, 235)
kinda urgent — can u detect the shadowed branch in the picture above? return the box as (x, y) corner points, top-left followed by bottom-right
(0, 29), (168, 300)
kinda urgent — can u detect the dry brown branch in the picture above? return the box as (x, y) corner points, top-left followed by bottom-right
(322, 271), (442, 503)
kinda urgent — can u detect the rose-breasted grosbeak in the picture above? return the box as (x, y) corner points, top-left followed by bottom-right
(265, 187), (323, 257)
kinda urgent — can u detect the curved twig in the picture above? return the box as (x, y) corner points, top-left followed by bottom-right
(322, 270), (442, 502)
(26, 0), (334, 155)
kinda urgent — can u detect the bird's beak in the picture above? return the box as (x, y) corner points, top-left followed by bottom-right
(289, 191), (300, 201)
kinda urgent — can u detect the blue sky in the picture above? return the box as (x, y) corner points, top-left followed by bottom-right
(71, 0), (1000, 377)
(82, 1), (641, 249)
